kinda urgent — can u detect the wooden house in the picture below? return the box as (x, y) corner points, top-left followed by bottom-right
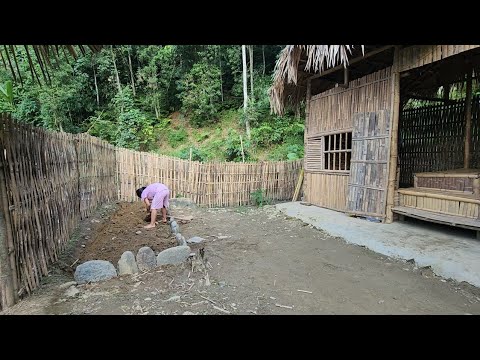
(270, 45), (480, 238)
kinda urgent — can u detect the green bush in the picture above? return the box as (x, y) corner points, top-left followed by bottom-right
(225, 130), (250, 162)
(167, 128), (188, 148)
(268, 143), (304, 161)
(177, 146), (206, 162)
(251, 189), (270, 207)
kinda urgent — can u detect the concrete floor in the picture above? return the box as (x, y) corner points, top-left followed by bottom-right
(276, 202), (480, 288)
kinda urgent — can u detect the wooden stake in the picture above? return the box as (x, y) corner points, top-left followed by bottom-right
(292, 168), (304, 201)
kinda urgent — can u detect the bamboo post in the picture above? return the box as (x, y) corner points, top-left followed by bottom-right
(0, 163), (16, 309)
(239, 135), (245, 163)
(303, 78), (311, 202)
(385, 46), (400, 223)
(464, 65), (473, 169)
(0, 119), (18, 307)
(292, 168), (304, 201)
(188, 148), (193, 198)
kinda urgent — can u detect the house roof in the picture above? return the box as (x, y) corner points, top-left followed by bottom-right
(269, 45), (401, 115)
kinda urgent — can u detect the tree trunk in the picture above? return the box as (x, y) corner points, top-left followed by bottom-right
(242, 45), (251, 140)
(110, 46), (122, 94)
(218, 47), (224, 103)
(154, 101), (160, 119)
(249, 45), (254, 100)
(92, 60), (100, 106)
(262, 45), (265, 75)
(127, 47), (136, 97)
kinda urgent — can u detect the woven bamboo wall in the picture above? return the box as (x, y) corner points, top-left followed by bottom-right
(306, 67), (393, 211)
(399, 96), (480, 187)
(304, 172), (349, 211)
(116, 148), (302, 207)
(76, 134), (117, 219)
(0, 115), (80, 301)
(308, 67), (392, 135)
(397, 45), (480, 73)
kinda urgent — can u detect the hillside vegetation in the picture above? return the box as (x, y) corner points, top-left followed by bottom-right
(0, 45), (304, 162)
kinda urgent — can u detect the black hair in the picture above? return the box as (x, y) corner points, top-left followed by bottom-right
(136, 186), (146, 198)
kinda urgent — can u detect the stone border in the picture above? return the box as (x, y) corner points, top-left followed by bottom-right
(74, 212), (205, 282)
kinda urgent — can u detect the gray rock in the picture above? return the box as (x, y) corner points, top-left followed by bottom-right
(170, 221), (179, 234)
(64, 285), (80, 298)
(156, 246), (191, 266)
(175, 233), (187, 246)
(58, 281), (77, 290)
(136, 247), (157, 272)
(170, 198), (196, 208)
(118, 251), (139, 275)
(74, 260), (117, 284)
(186, 236), (205, 244)
(182, 311), (195, 315)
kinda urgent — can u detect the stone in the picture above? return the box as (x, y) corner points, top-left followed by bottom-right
(136, 247), (157, 272)
(170, 221), (179, 234)
(175, 233), (187, 246)
(136, 230), (142, 235)
(186, 236), (205, 244)
(182, 311), (195, 315)
(156, 246), (191, 266)
(74, 260), (117, 284)
(118, 251), (139, 275)
(64, 285), (80, 298)
(58, 281), (77, 290)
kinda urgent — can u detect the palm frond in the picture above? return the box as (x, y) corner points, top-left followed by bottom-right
(269, 45), (364, 115)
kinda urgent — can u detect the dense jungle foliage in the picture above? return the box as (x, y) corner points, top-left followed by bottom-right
(0, 45), (305, 162)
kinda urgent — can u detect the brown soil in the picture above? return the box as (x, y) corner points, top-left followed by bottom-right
(76, 202), (176, 265)
(3, 201), (480, 315)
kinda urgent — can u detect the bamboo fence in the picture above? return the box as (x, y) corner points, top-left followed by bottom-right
(116, 148), (301, 207)
(0, 114), (302, 309)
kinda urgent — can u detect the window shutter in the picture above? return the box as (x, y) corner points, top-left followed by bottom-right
(305, 137), (323, 171)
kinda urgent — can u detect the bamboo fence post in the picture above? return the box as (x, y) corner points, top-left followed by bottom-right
(0, 159), (17, 309)
(464, 65), (473, 169)
(386, 47), (400, 223)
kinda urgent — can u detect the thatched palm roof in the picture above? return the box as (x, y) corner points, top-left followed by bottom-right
(269, 45), (364, 115)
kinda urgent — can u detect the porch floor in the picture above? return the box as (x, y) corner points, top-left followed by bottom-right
(276, 202), (480, 288)
(392, 206), (480, 231)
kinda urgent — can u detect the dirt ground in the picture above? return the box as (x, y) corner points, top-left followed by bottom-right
(2, 200), (480, 315)
(77, 202), (177, 265)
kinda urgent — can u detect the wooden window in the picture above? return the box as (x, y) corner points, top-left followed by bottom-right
(305, 137), (323, 171)
(306, 131), (352, 172)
